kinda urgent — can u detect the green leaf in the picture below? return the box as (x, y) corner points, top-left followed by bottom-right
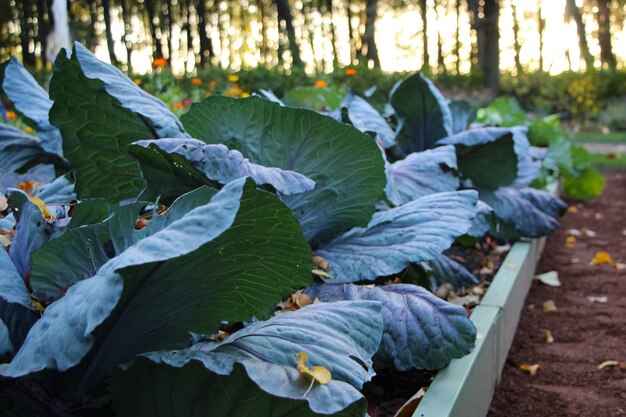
(476, 97), (526, 127)
(49, 44), (185, 202)
(439, 127), (519, 190)
(181, 96), (386, 245)
(562, 167), (606, 201)
(283, 86), (345, 111)
(449, 100), (477, 134)
(2, 179), (311, 400)
(112, 361), (368, 417)
(389, 72), (453, 156)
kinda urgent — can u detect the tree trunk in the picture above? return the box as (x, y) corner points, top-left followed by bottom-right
(325, 0), (339, 68)
(102, 0), (119, 65)
(420, 0), (429, 71)
(197, 0), (211, 67)
(538, 2), (545, 71)
(346, 0), (355, 63)
(565, 0), (594, 71)
(275, 0), (302, 68)
(359, 0), (380, 68)
(36, 0), (49, 67)
(467, 0), (479, 74)
(120, 0), (134, 72)
(166, 0), (175, 64)
(258, 0), (269, 64)
(596, 0), (616, 69)
(435, 2), (445, 73)
(511, 0), (523, 75)
(145, 0), (164, 60)
(468, 0), (499, 94)
(18, 0), (37, 66)
(455, 0), (461, 74)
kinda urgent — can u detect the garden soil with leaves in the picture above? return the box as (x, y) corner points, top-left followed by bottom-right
(489, 172), (626, 417)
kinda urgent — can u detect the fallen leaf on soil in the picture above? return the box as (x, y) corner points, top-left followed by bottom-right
(581, 227), (596, 237)
(495, 244), (511, 254)
(582, 211), (590, 219)
(520, 363), (541, 375)
(594, 213), (603, 220)
(567, 228), (582, 236)
(586, 296), (608, 303)
(571, 257), (581, 264)
(567, 206), (578, 214)
(448, 294), (480, 307)
(597, 360), (619, 370)
(393, 387), (428, 417)
(435, 283), (454, 300)
(545, 330), (554, 344)
(312, 255), (329, 271)
(622, 229), (626, 237)
(534, 271), (561, 287)
(312, 269), (332, 279)
(590, 251), (617, 267)
(527, 304), (535, 310)
(616, 263), (626, 270)
(565, 236), (577, 248)
(543, 300), (558, 313)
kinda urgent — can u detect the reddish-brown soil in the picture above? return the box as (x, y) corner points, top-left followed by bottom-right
(489, 172), (626, 417)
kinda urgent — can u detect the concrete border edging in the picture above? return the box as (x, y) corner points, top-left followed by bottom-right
(412, 235), (547, 417)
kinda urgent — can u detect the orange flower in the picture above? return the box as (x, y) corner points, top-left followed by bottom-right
(153, 57), (168, 68)
(205, 92), (212, 97)
(314, 80), (328, 88)
(173, 102), (185, 110)
(6, 111), (17, 120)
(191, 77), (202, 85)
(228, 74), (239, 83)
(133, 78), (142, 85)
(209, 80), (217, 88)
(345, 68), (357, 76)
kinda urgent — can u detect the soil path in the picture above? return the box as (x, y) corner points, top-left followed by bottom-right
(488, 172), (626, 417)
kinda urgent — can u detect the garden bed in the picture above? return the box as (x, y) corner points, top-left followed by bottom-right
(412, 235), (547, 417)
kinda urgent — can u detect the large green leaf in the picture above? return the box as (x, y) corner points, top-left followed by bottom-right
(1, 179), (311, 400)
(49, 44), (186, 203)
(314, 190), (477, 283)
(438, 127), (519, 190)
(112, 361), (368, 417)
(181, 96), (386, 245)
(113, 300), (382, 415)
(305, 283), (476, 371)
(389, 72), (452, 156)
(0, 57), (63, 154)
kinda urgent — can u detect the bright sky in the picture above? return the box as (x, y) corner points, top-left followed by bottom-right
(93, 0), (625, 75)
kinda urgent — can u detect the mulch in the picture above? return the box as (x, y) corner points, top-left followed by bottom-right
(488, 172), (626, 417)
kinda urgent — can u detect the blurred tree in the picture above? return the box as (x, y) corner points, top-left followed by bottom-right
(196, 0), (215, 67)
(144, 0), (164, 60)
(102, 0), (119, 66)
(420, 0), (429, 71)
(275, 0), (303, 67)
(468, 0), (500, 93)
(565, 0), (594, 71)
(359, 0), (380, 68)
(510, 0), (523, 75)
(596, 0), (616, 69)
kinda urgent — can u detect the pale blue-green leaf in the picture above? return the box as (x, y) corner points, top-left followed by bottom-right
(315, 191), (477, 283)
(426, 254), (478, 290)
(1, 57), (63, 154)
(73, 43), (187, 138)
(127, 300), (382, 414)
(389, 72), (453, 156)
(256, 89), (285, 106)
(132, 138), (315, 195)
(448, 100), (477, 134)
(438, 127), (519, 190)
(305, 283), (476, 371)
(1, 179), (312, 400)
(510, 128), (540, 188)
(0, 165), (55, 194)
(0, 249), (39, 353)
(33, 175), (75, 204)
(342, 94), (395, 148)
(181, 96), (386, 245)
(465, 200), (493, 238)
(0, 124), (66, 173)
(7, 191), (60, 277)
(0, 320), (12, 356)
(385, 145), (459, 205)
(480, 187), (565, 239)
(112, 360), (368, 417)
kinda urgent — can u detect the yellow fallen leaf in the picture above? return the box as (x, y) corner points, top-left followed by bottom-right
(545, 330), (554, 344)
(567, 206), (578, 213)
(565, 236), (576, 248)
(520, 363), (541, 375)
(17, 180), (42, 196)
(291, 291), (313, 309)
(29, 197), (54, 221)
(597, 360), (619, 370)
(590, 252), (616, 267)
(312, 255), (329, 272)
(312, 269), (332, 279)
(543, 300), (558, 313)
(297, 352), (331, 397)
